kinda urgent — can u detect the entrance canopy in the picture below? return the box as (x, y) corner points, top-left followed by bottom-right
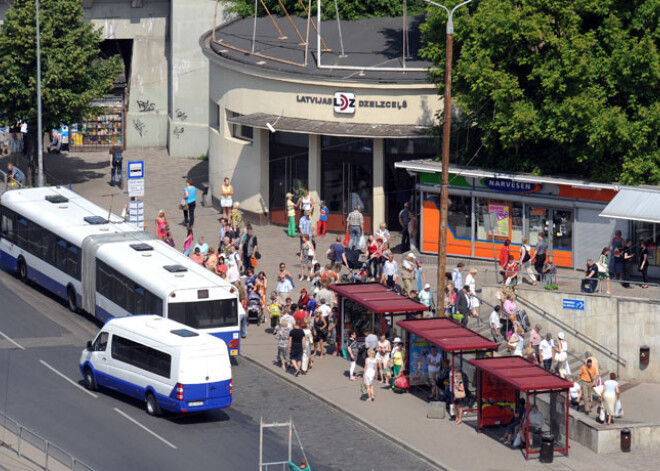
(599, 187), (660, 224)
(397, 318), (497, 352)
(469, 357), (572, 392)
(330, 283), (427, 314)
(227, 113), (429, 138)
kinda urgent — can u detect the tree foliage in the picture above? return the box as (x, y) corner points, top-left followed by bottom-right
(221, 0), (425, 21)
(420, 0), (660, 184)
(0, 0), (121, 182)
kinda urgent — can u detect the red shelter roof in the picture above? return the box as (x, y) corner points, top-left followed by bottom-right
(469, 357), (573, 392)
(397, 318), (498, 352)
(330, 283), (427, 314)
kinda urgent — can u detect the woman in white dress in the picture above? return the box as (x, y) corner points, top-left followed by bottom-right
(301, 318), (314, 372)
(555, 332), (571, 378)
(465, 268), (481, 324)
(363, 349), (377, 402)
(603, 373), (620, 424)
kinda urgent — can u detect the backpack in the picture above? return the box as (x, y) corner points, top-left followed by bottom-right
(522, 246), (531, 263)
(516, 309), (531, 332)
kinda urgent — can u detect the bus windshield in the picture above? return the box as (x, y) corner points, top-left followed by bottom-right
(168, 299), (238, 330)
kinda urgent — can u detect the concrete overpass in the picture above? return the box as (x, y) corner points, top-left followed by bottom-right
(0, 0), (225, 158)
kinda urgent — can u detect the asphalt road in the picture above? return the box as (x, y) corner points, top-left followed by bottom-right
(0, 269), (436, 471)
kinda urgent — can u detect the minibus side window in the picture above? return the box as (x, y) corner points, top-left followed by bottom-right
(93, 332), (109, 351)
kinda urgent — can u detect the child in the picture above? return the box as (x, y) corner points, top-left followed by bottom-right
(317, 201), (328, 237)
(268, 296), (282, 330)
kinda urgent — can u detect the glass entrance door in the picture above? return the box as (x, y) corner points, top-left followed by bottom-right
(321, 137), (373, 233)
(269, 133), (308, 225)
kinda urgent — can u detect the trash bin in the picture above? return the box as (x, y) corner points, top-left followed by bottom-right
(539, 432), (554, 463)
(621, 428), (631, 452)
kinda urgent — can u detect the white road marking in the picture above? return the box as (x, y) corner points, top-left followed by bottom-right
(0, 330), (25, 350)
(114, 408), (177, 449)
(39, 359), (98, 399)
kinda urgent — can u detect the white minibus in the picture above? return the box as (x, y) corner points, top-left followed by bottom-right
(79, 315), (232, 415)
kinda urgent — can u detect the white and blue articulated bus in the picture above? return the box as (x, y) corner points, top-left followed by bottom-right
(80, 315), (232, 415)
(0, 187), (242, 355)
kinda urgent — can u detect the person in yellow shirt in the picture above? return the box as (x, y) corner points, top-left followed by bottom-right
(391, 338), (405, 379)
(286, 193), (296, 237)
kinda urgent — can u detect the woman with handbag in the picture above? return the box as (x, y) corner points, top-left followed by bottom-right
(555, 332), (571, 378)
(453, 372), (466, 425)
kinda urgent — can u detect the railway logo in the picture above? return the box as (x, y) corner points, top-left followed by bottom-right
(333, 92), (356, 114)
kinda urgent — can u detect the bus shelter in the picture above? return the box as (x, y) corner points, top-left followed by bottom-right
(397, 318), (497, 412)
(330, 283), (427, 354)
(469, 357), (573, 460)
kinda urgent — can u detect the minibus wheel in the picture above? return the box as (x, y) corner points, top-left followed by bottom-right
(84, 367), (97, 391)
(146, 392), (161, 416)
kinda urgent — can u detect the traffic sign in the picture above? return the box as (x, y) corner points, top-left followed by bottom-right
(127, 178), (145, 197)
(127, 160), (144, 179)
(562, 298), (585, 311)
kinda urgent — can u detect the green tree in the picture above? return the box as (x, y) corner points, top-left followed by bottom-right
(0, 0), (121, 185)
(420, 0), (660, 184)
(221, 0), (424, 21)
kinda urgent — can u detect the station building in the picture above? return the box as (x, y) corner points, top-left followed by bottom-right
(201, 15), (440, 231)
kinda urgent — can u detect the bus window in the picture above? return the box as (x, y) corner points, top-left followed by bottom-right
(0, 210), (14, 242)
(168, 299), (238, 329)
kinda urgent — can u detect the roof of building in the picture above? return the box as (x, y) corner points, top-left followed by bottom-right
(227, 112), (430, 138)
(396, 160), (621, 191)
(600, 187), (660, 224)
(397, 318), (498, 352)
(330, 283), (428, 314)
(205, 15), (432, 83)
(468, 357), (573, 392)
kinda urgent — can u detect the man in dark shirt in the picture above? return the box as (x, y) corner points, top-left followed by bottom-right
(327, 235), (348, 273)
(242, 226), (258, 274)
(454, 285), (471, 327)
(399, 202), (411, 252)
(288, 323), (305, 376)
(583, 259), (598, 292)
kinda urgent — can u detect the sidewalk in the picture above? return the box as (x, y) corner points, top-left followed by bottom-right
(9, 147), (660, 469)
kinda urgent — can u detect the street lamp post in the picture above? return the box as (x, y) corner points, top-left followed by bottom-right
(421, 0), (473, 315)
(36, 0), (44, 187)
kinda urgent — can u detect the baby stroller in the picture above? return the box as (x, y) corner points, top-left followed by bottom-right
(247, 292), (263, 325)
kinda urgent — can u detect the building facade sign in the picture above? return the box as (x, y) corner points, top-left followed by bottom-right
(295, 92), (409, 113)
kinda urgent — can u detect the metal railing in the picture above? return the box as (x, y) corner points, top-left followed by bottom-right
(481, 268), (660, 298)
(1, 169), (25, 192)
(0, 412), (96, 471)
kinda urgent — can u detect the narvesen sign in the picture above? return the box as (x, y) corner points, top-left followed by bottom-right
(296, 92), (408, 114)
(483, 178), (541, 194)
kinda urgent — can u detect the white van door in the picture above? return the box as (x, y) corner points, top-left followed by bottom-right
(91, 332), (111, 387)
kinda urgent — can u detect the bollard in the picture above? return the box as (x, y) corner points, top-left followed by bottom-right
(539, 432), (554, 463)
(621, 428), (631, 452)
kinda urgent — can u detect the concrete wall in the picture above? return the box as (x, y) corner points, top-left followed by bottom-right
(206, 57), (440, 217)
(483, 285), (660, 382)
(168, 0), (221, 158)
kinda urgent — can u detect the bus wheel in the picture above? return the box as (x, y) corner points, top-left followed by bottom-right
(84, 367), (97, 391)
(67, 286), (79, 313)
(18, 259), (28, 284)
(146, 392), (161, 416)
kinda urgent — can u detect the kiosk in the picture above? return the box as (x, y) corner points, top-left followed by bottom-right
(469, 357), (573, 460)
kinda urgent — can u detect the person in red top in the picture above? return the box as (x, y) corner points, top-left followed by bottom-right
(297, 289), (310, 308)
(499, 239), (511, 270)
(503, 255), (519, 286)
(293, 304), (307, 326)
(320, 264), (339, 285)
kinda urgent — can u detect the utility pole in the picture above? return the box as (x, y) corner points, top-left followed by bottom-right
(424, 0), (474, 315)
(36, 0), (44, 187)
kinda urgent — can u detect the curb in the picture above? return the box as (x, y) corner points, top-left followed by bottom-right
(241, 353), (450, 471)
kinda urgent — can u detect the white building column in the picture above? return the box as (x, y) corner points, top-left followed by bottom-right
(373, 138), (385, 235)
(309, 134), (321, 230)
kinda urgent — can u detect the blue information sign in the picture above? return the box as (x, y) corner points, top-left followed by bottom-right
(562, 299), (585, 311)
(127, 160), (144, 179)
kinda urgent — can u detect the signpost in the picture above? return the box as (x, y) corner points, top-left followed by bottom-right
(562, 299), (585, 311)
(127, 160), (145, 228)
